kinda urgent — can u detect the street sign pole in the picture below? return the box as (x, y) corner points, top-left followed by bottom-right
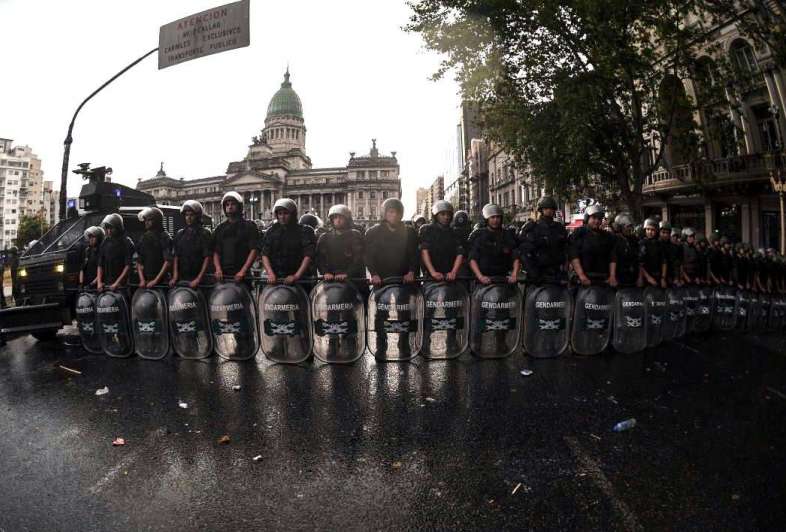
(59, 47), (158, 221)
(59, 0), (250, 221)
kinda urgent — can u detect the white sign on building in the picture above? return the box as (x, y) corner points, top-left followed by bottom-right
(158, 0), (250, 70)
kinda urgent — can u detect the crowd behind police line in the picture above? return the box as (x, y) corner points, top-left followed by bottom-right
(76, 191), (786, 306)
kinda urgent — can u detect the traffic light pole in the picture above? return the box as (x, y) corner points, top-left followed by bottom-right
(59, 47), (158, 221)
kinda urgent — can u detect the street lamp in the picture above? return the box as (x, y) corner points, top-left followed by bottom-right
(249, 193), (259, 222)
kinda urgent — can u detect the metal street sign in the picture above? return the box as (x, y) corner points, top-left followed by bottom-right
(158, 0), (250, 70)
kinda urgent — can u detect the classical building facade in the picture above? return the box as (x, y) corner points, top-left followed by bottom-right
(0, 138), (53, 249)
(138, 70), (401, 225)
(642, 16), (786, 248)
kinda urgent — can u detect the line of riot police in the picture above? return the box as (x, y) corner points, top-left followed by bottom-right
(73, 191), (786, 363)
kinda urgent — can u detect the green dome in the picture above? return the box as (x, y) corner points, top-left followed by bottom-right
(266, 70), (303, 119)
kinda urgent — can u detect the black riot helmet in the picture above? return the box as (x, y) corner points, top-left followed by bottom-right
(537, 196), (558, 212)
(453, 210), (469, 227)
(299, 213), (322, 229)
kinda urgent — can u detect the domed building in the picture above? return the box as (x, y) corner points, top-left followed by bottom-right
(138, 69), (401, 224)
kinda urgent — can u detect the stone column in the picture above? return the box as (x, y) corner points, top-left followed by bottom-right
(750, 196), (760, 247)
(661, 204), (669, 223)
(725, 86), (751, 155)
(764, 68), (786, 145)
(741, 200), (751, 244)
(704, 200), (713, 236)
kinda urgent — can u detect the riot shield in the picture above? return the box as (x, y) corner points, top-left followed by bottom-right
(756, 294), (772, 332)
(772, 296), (785, 331)
(643, 287), (666, 348)
(612, 287), (647, 354)
(258, 283), (312, 364)
(683, 285), (700, 334)
(168, 286), (212, 359)
(76, 292), (102, 354)
(746, 293), (761, 333)
(209, 282), (259, 361)
(570, 285), (613, 356)
(523, 285), (572, 358)
(95, 290), (134, 358)
(736, 291), (751, 332)
(661, 288), (686, 342)
(310, 281), (365, 364)
(469, 279), (523, 358)
(367, 278), (424, 361)
(673, 287), (688, 338)
(693, 286), (714, 333)
(421, 281), (470, 359)
(712, 286), (737, 331)
(131, 288), (169, 360)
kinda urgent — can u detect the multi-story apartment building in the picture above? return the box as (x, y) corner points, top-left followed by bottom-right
(415, 187), (429, 218)
(0, 138), (50, 249)
(642, 13), (786, 248)
(138, 70), (401, 226)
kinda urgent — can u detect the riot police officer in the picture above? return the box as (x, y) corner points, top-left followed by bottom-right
(419, 200), (464, 281)
(659, 221), (682, 287)
(412, 214), (427, 233)
(213, 191), (260, 283)
(451, 210), (472, 249)
(639, 218), (666, 288)
(300, 213), (326, 238)
(365, 198), (419, 287)
(680, 227), (702, 285)
(612, 213), (639, 287)
(261, 198), (317, 285)
(568, 205), (617, 287)
(79, 226), (104, 288)
(315, 204), (365, 282)
(170, 200), (212, 289)
(96, 213), (134, 291)
(469, 204), (520, 285)
(136, 207), (172, 288)
(518, 196), (567, 285)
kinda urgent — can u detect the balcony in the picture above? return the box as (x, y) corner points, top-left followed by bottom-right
(643, 152), (785, 194)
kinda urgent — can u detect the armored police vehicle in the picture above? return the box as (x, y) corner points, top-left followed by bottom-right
(0, 165), (211, 343)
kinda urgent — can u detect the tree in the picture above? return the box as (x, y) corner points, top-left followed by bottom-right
(15, 214), (48, 250)
(406, 0), (717, 218)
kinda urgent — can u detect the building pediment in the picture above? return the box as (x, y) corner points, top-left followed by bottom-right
(225, 171), (282, 187)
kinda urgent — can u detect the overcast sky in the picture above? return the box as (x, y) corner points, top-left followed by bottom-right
(0, 0), (461, 216)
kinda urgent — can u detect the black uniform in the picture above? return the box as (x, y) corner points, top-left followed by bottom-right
(639, 237), (665, 283)
(315, 228), (365, 279)
(172, 225), (213, 282)
(81, 245), (100, 286)
(98, 234), (134, 285)
(213, 218), (260, 277)
(364, 222), (419, 280)
(261, 222), (317, 277)
(615, 234), (640, 287)
(662, 240), (682, 284)
(469, 226), (518, 277)
(568, 227), (617, 281)
(518, 216), (567, 284)
(734, 253), (751, 288)
(136, 229), (172, 283)
(682, 243), (701, 283)
(419, 222), (464, 276)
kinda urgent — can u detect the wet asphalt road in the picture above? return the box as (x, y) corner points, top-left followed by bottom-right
(0, 331), (785, 531)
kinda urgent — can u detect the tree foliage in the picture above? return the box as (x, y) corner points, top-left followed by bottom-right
(406, 0), (721, 218)
(15, 214), (48, 250)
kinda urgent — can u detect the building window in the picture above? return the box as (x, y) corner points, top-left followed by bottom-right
(383, 191), (389, 199)
(731, 39), (758, 77)
(356, 171), (365, 179)
(381, 170), (389, 177)
(370, 191), (376, 199)
(369, 171), (377, 179)
(358, 191), (364, 199)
